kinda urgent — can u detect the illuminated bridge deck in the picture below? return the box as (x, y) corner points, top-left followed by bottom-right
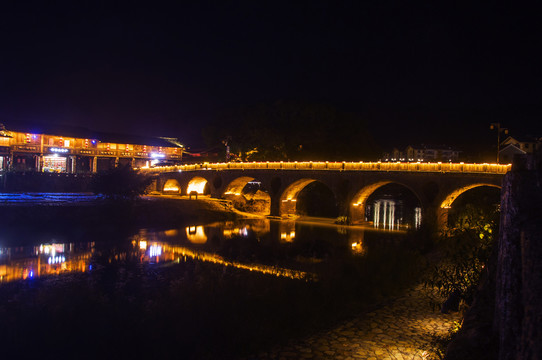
(142, 161), (511, 175)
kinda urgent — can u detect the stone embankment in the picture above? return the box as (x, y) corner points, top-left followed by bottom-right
(251, 285), (461, 360)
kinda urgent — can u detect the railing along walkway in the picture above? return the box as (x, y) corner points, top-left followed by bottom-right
(140, 161), (511, 175)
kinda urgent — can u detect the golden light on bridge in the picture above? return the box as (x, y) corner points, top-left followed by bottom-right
(223, 176), (254, 196)
(144, 161), (511, 174)
(186, 177), (208, 194)
(440, 183), (501, 209)
(280, 179), (315, 215)
(163, 179), (181, 193)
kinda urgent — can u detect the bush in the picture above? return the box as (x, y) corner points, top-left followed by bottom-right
(424, 204), (498, 306)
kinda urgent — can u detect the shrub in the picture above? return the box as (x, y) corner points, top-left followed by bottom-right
(424, 204), (498, 305)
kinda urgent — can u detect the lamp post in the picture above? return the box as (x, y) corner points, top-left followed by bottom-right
(490, 123), (508, 163)
(222, 136), (231, 162)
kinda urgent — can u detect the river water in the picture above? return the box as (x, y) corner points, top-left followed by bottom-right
(0, 194), (424, 359)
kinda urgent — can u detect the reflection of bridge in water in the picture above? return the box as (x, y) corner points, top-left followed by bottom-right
(144, 161), (509, 229)
(0, 217), (412, 285)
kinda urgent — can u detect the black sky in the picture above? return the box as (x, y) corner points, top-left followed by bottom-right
(1, 1), (540, 150)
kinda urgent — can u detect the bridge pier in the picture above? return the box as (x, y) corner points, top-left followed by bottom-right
(436, 207), (450, 231)
(269, 194), (281, 217)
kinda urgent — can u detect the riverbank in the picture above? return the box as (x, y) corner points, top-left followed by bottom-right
(249, 284), (461, 360)
(0, 194), (242, 245)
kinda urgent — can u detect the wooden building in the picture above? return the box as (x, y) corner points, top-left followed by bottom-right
(0, 123), (183, 173)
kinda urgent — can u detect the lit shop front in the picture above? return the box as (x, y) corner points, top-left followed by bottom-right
(42, 148), (74, 173)
(43, 155), (67, 172)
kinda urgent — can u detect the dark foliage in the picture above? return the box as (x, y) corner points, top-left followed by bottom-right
(425, 203), (499, 306)
(203, 100), (380, 162)
(91, 165), (153, 200)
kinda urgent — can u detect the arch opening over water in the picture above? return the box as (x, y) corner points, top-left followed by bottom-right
(279, 179), (337, 218)
(351, 182), (422, 230)
(296, 181), (338, 218)
(279, 179), (317, 216)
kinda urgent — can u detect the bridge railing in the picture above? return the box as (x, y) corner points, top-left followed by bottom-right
(139, 161), (511, 175)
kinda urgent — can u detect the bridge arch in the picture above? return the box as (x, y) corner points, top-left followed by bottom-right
(279, 179), (337, 217)
(440, 183), (501, 209)
(350, 181), (422, 228)
(438, 183), (501, 228)
(186, 176), (209, 195)
(162, 179), (181, 194)
(280, 179), (316, 216)
(223, 176), (272, 215)
(224, 176), (255, 195)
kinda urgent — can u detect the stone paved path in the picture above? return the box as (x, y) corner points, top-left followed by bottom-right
(250, 285), (461, 360)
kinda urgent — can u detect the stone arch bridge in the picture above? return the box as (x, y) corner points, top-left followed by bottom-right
(143, 161), (509, 229)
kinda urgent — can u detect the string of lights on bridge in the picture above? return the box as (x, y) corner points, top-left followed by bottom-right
(141, 161), (511, 174)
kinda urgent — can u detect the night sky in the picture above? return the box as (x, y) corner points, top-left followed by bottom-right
(1, 1), (540, 152)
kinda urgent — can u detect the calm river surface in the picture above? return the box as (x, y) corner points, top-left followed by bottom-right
(0, 194), (424, 359)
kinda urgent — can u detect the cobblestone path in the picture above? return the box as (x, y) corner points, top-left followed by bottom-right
(251, 285), (462, 360)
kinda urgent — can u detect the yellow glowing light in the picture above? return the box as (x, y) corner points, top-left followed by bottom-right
(186, 177), (207, 194)
(186, 226), (207, 244)
(164, 244), (315, 280)
(280, 231), (295, 242)
(224, 176), (254, 196)
(351, 242), (363, 254)
(163, 179), (181, 192)
(139, 241), (147, 250)
(141, 161), (511, 175)
(224, 191), (242, 196)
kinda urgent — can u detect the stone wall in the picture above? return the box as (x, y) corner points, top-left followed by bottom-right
(495, 154), (542, 360)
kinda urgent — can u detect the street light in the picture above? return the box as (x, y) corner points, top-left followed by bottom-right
(490, 123), (508, 163)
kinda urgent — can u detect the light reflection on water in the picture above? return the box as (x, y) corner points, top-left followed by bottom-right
(0, 218), (406, 285)
(0, 242), (94, 283)
(0, 192), (102, 205)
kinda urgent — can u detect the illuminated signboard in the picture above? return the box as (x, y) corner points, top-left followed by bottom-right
(50, 147), (69, 153)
